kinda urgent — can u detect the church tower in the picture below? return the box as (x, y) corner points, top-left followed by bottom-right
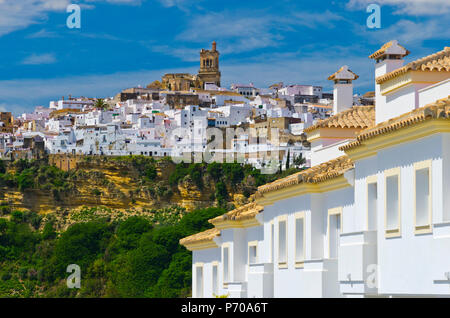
(198, 41), (221, 88)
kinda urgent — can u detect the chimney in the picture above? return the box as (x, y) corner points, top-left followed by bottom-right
(328, 65), (359, 115)
(369, 40), (409, 124)
(212, 41), (217, 52)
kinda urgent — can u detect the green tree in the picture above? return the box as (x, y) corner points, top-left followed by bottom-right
(293, 153), (306, 168)
(110, 234), (170, 297)
(0, 159), (6, 174)
(17, 169), (34, 191)
(94, 98), (109, 110)
(285, 149), (290, 170)
(113, 217), (152, 251)
(145, 166), (157, 181)
(214, 182), (228, 206)
(42, 222), (57, 240)
(223, 163), (244, 184)
(206, 162), (222, 182)
(51, 222), (111, 278)
(148, 250), (192, 298)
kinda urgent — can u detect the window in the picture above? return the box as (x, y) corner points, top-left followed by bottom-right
(414, 161), (432, 234)
(385, 168), (401, 237)
(223, 245), (230, 284)
(294, 212), (305, 267)
(195, 264), (203, 298)
(212, 263), (219, 296)
(278, 217), (287, 267)
(367, 175), (378, 231)
(328, 208), (342, 259)
(248, 242), (258, 265)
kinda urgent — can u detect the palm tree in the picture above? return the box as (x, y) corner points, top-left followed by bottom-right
(94, 98), (108, 110)
(293, 153), (306, 169)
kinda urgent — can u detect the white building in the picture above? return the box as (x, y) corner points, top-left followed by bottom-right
(278, 85), (322, 98)
(231, 83), (259, 97)
(180, 42), (450, 298)
(49, 98), (94, 110)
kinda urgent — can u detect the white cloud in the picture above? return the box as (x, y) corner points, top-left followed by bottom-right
(21, 53), (57, 65)
(0, 46), (376, 115)
(222, 47), (373, 93)
(0, 102), (32, 114)
(356, 19), (450, 47)
(26, 28), (59, 38)
(85, 0), (142, 5)
(158, 0), (184, 6)
(347, 0), (450, 15)
(0, 0), (142, 37)
(157, 0), (197, 9)
(0, 0), (69, 36)
(150, 45), (200, 62)
(176, 10), (344, 55)
(0, 67), (194, 114)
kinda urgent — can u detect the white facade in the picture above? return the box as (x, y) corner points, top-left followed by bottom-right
(278, 85), (322, 98)
(184, 43), (450, 298)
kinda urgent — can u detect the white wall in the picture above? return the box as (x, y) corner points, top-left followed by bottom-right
(418, 78), (450, 107)
(192, 248), (221, 298)
(381, 83), (429, 123)
(367, 134), (448, 295)
(333, 84), (353, 115)
(374, 59), (405, 124)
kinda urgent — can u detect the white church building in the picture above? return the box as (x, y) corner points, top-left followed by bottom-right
(180, 41), (450, 298)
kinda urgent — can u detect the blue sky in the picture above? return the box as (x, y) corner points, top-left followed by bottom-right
(0, 0), (449, 115)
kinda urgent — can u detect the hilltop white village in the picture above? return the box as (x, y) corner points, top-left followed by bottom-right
(180, 41), (450, 298)
(0, 42), (377, 172)
(0, 42), (348, 169)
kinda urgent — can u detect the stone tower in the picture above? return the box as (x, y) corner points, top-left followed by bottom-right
(198, 41), (221, 88)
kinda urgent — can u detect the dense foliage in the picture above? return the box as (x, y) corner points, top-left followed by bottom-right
(0, 159), (75, 200)
(0, 156), (307, 298)
(0, 157), (304, 207)
(0, 207), (225, 298)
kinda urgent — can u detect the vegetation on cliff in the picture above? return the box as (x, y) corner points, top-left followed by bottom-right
(0, 156), (307, 298)
(0, 156), (305, 211)
(0, 206), (225, 298)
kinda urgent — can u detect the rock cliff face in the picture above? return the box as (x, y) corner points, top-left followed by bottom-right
(176, 178), (212, 211)
(0, 157), (244, 213)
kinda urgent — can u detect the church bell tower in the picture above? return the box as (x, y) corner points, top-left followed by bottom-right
(198, 41), (221, 88)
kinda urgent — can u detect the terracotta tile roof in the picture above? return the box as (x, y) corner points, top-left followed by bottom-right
(363, 91), (375, 98)
(49, 109), (83, 117)
(209, 202), (264, 225)
(256, 155), (354, 195)
(328, 66), (359, 81)
(179, 228), (220, 246)
(376, 47), (450, 84)
(225, 100), (245, 104)
(307, 104), (333, 109)
(210, 91), (243, 97)
(369, 40), (410, 60)
(304, 106), (375, 133)
(340, 95), (450, 152)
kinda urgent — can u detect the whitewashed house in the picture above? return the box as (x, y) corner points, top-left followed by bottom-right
(180, 42), (450, 298)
